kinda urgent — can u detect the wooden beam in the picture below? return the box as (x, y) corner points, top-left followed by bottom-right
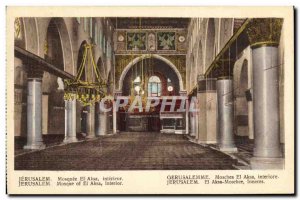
(14, 46), (75, 80)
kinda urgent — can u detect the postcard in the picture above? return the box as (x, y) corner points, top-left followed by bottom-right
(6, 6), (294, 194)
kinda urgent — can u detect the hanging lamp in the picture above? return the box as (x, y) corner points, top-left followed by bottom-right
(64, 42), (107, 106)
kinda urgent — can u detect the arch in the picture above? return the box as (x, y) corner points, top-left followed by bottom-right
(96, 56), (106, 80)
(44, 18), (74, 75)
(23, 18), (39, 54)
(233, 58), (250, 138)
(14, 17), (26, 48)
(197, 40), (204, 75)
(219, 18), (234, 49)
(204, 18), (215, 70)
(118, 54), (184, 91)
(77, 41), (87, 81)
(190, 53), (196, 87)
(107, 70), (113, 95)
(238, 60), (248, 96)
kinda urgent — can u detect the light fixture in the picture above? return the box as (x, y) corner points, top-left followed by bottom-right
(168, 86), (174, 92)
(64, 42), (107, 106)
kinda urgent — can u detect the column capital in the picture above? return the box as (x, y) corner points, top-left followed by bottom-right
(246, 18), (283, 49)
(26, 63), (44, 80)
(217, 76), (233, 80)
(197, 76), (217, 93)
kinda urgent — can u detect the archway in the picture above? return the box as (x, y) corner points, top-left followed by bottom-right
(219, 18), (233, 49)
(96, 56), (106, 82)
(43, 18), (66, 136)
(234, 59), (249, 137)
(118, 54), (184, 92)
(14, 18), (27, 137)
(121, 57), (180, 96)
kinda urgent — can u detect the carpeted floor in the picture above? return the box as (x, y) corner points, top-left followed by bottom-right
(15, 132), (238, 170)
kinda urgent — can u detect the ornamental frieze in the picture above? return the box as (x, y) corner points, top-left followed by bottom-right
(115, 29), (187, 54)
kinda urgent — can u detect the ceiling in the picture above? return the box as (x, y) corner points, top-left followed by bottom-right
(110, 17), (190, 29)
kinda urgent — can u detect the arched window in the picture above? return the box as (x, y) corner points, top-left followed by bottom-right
(148, 76), (161, 97)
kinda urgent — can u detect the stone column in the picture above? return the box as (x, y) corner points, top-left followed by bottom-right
(180, 91), (188, 134)
(197, 76), (218, 144)
(189, 100), (196, 137)
(216, 77), (237, 152)
(96, 101), (110, 136)
(112, 101), (117, 134)
(24, 67), (45, 149)
(64, 96), (78, 143)
(86, 105), (95, 138)
(99, 111), (109, 135)
(113, 91), (122, 134)
(247, 18), (283, 169)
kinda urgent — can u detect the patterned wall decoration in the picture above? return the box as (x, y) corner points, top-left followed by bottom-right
(115, 54), (186, 89)
(148, 32), (156, 51)
(126, 32), (147, 51)
(115, 54), (139, 89)
(161, 55), (186, 87)
(157, 32), (176, 50)
(115, 30), (187, 54)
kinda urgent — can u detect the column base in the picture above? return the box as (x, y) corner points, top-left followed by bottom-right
(219, 146), (238, 153)
(23, 143), (45, 150)
(250, 157), (284, 169)
(63, 137), (78, 144)
(98, 131), (109, 136)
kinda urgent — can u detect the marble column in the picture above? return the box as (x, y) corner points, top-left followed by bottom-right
(216, 77), (237, 152)
(179, 91), (188, 134)
(247, 18), (283, 169)
(197, 76), (218, 144)
(86, 105), (95, 138)
(96, 102), (109, 136)
(64, 97), (78, 143)
(99, 111), (109, 135)
(189, 100), (196, 137)
(184, 98), (189, 135)
(250, 46), (283, 169)
(24, 68), (45, 149)
(112, 101), (117, 134)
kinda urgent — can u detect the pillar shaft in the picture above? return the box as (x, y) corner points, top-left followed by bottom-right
(196, 77), (217, 144)
(64, 98), (78, 143)
(112, 101), (117, 134)
(97, 111), (109, 136)
(86, 105), (95, 138)
(185, 99), (189, 134)
(216, 78), (237, 152)
(189, 114), (196, 136)
(252, 46), (282, 159)
(24, 78), (45, 149)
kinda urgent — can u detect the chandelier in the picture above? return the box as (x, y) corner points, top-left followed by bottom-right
(64, 43), (107, 106)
